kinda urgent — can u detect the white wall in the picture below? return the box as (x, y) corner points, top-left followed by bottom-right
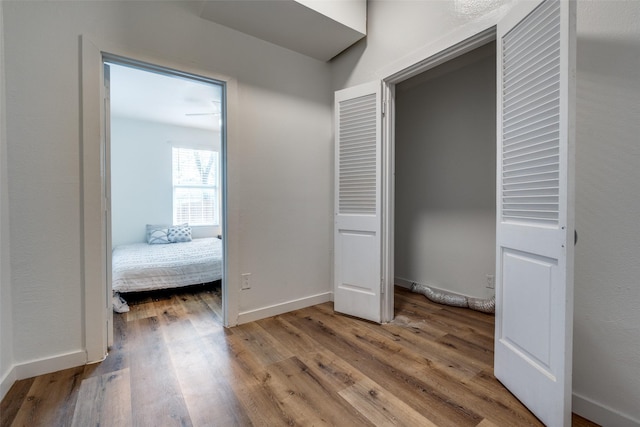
(3, 0), (332, 375)
(0, 0), (15, 401)
(572, 1), (640, 425)
(394, 44), (496, 300)
(111, 117), (220, 247)
(332, 0), (640, 424)
(330, 0), (510, 90)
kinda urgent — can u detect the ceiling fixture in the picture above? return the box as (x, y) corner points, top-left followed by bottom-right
(185, 100), (221, 117)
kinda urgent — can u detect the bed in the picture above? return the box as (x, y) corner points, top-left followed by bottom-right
(112, 237), (222, 293)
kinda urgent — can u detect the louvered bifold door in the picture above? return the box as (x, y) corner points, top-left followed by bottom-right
(334, 81), (382, 323)
(494, 1), (576, 426)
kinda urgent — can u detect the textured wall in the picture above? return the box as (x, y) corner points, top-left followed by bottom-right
(331, 0), (511, 90)
(0, 0), (15, 400)
(573, 1), (640, 423)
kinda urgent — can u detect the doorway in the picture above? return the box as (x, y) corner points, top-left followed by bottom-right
(393, 42), (497, 307)
(104, 56), (228, 344)
(332, 30), (497, 324)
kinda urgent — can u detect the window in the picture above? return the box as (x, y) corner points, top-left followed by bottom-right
(172, 147), (219, 226)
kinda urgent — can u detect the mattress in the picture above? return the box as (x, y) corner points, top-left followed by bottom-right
(112, 237), (222, 293)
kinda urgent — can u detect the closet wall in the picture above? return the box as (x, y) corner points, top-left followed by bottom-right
(394, 43), (496, 300)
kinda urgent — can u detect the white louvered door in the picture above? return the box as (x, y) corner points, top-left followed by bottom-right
(495, 1), (575, 426)
(334, 81), (382, 323)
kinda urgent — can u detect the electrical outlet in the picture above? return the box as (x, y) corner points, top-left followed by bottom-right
(486, 274), (495, 289)
(241, 273), (251, 290)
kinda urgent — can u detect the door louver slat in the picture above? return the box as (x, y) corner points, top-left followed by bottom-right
(502, 0), (561, 225)
(338, 93), (377, 214)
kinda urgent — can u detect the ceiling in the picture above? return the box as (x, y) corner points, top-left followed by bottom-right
(108, 62), (222, 132)
(197, 0), (366, 61)
(108, 1), (366, 128)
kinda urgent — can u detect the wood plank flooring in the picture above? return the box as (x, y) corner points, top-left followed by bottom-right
(1, 285), (598, 426)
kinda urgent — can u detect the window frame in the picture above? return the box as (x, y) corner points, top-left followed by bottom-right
(172, 146), (220, 226)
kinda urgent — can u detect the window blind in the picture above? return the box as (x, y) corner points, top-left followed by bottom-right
(172, 147), (219, 225)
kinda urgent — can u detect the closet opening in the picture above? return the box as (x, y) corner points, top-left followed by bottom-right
(392, 41), (497, 317)
(104, 57), (227, 342)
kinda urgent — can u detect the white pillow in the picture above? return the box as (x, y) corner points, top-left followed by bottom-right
(168, 225), (192, 243)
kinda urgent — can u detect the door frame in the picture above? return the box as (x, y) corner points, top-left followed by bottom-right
(379, 27), (497, 319)
(81, 36), (239, 362)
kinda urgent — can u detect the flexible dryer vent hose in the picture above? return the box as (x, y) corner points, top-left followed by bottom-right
(410, 283), (495, 314)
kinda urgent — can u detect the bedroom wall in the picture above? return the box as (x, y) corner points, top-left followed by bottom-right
(331, 0), (640, 424)
(110, 116), (221, 247)
(3, 0), (332, 380)
(0, 0), (15, 401)
(394, 44), (496, 300)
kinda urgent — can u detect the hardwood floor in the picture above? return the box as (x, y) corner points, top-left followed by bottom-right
(1, 285), (598, 426)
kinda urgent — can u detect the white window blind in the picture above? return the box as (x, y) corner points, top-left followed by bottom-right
(172, 147), (219, 226)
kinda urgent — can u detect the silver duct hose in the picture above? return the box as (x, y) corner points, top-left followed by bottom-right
(467, 295), (496, 313)
(410, 282), (468, 307)
(410, 282), (495, 314)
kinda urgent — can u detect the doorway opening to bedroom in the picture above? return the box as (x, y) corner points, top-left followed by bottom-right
(104, 57), (226, 334)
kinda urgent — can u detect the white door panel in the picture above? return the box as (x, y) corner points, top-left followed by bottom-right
(501, 250), (556, 367)
(495, 1), (576, 426)
(500, 224), (564, 258)
(334, 81), (382, 323)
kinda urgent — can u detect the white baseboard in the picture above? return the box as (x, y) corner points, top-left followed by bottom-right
(395, 276), (490, 301)
(237, 292), (332, 324)
(0, 364), (17, 402)
(395, 276), (464, 297)
(14, 350), (87, 380)
(573, 392), (640, 427)
(0, 350), (87, 402)
(394, 277), (413, 289)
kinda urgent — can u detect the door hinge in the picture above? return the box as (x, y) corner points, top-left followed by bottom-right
(381, 100), (386, 117)
(380, 277), (385, 294)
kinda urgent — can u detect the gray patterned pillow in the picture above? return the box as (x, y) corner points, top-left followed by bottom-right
(147, 224), (168, 242)
(148, 228), (171, 244)
(168, 225), (192, 243)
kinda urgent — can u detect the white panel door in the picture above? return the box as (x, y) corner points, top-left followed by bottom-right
(495, 1), (576, 426)
(334, 81), (382, 323)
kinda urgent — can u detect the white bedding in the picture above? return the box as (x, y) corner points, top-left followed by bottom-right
(112, 237), (222, 293)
